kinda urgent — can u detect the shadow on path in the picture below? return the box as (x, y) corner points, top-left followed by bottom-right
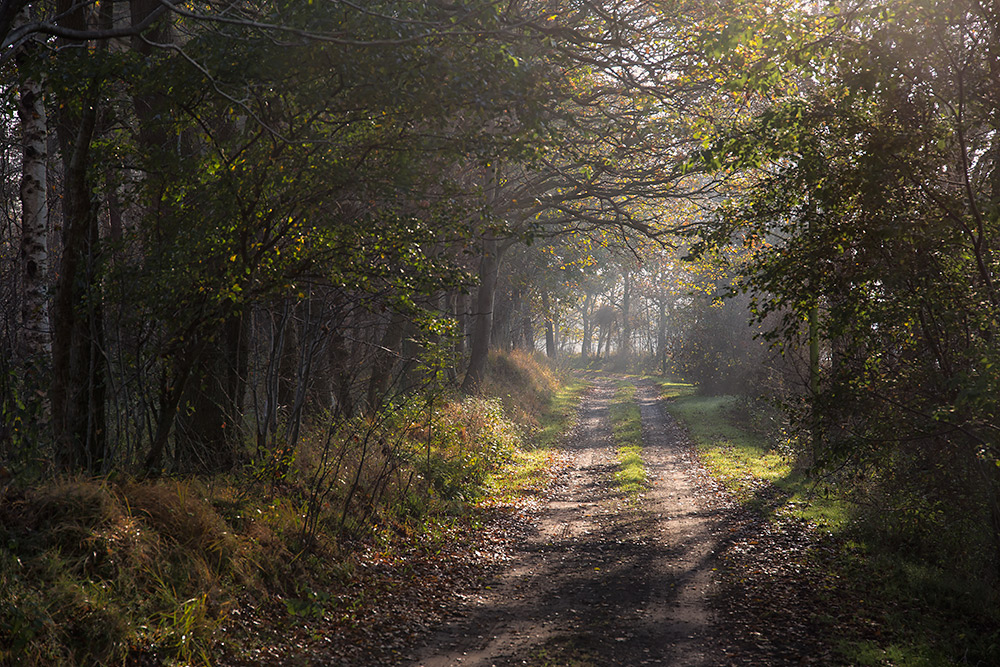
(405, 378), (731, 666)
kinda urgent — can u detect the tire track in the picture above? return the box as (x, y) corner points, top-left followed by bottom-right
(406, 378), (725, 666)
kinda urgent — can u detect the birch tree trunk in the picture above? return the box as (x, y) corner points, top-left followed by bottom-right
(16, 13), (49, 362)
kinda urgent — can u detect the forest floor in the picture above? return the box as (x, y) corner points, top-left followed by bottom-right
(401, 377), (845, 666)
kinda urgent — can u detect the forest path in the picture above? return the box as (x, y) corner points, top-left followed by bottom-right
(405, 377), (727, 666)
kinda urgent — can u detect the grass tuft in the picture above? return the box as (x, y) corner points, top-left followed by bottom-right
(609, 382), (647, 500)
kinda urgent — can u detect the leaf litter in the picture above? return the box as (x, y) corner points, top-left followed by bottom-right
(218, 379), (875, 666)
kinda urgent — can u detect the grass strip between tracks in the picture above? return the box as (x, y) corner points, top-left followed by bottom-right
(609, 381), (647, 501)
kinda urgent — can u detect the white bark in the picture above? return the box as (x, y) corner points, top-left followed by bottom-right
(17, 33), (49, 360)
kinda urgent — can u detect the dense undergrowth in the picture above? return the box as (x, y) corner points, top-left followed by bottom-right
(0, 351), (583, 666)
(661, 381), (1000, 666)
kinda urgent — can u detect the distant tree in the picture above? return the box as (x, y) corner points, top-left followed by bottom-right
(460, 0), (726, 390)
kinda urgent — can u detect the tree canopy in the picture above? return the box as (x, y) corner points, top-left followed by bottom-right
(2, 0), (999, 602)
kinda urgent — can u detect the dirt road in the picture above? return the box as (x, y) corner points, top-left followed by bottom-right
(406, 378), (728, 666)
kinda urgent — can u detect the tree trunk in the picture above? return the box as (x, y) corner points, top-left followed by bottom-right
(657, 299), (667, 375)
(366, 312), (406, 410)
(51, 39), (107, 471)
(129, 0), (174, 150)
(462, 235), (502, 393)
(580, 292), (595, 359)
(51, 135), (107, 472)
(509, 286), (523, 350)
(174, 311), (248, 473)
(809, 304), (820, 396)
(328, 327), (356, 418)
(283, 298), (328, 461)
(621, 269), (632, 358)
(521, 293), (533, 351)
(454, 290), (469, 359)
(542, 288), (556, 358)
(144, 342), (200, 473)
(277, 304), (298, 413)
(491, 287), (512, 351)
(17, 33), (49, 363)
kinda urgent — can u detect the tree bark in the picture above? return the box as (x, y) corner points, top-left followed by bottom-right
(144, 341), (200, 473)
(16, 26), (49, 363)
(454, 290), (469, 359)
(328, 327), (356, 418)
(129, 0), (174, 151)
(508, 286), (523, 351)
(542, 288), (556, 358)
(580, 292), (595, 359)
(51, 98), (106, 472)
(809, 304), (820, 396)
(520, 291), (533, 351)
(366, 312), (406, 410)
(462, 235), (502, 393)
(621, 269), (632, 358)
(50, 0), (108, 470)
(174, 311), (248, 473)
(657, 298), (667, 375)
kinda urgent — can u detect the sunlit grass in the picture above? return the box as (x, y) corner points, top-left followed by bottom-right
(535, 379), (589, 449)
(646, 377), (696, 399)
(484, 447), (556, 504)
(484, 377), (589, 505)
(667, 394), (848, 531)
(609, 382), (646, 500)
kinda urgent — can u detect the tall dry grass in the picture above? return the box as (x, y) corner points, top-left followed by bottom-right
(0, 351), (570, 665)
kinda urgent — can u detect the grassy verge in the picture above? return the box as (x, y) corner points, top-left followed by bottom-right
(0, 351), (586, 666)
(665, 390), (846, 530)
(660, 384), (1000, 666)
(535, 377), (589, 450)
(485, 375), (589, 505)
(609, 381), (646, 500)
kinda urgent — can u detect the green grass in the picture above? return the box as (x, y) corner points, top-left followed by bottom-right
(834, 549), (1000, 666)
(485, 377), (589, 504)
(647, 377), (695, 399)
(662, 387), (1000, 666)
(609, 382), (647, 500)
(667, 394), (847, 531)
(536, 378), (589, 449)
